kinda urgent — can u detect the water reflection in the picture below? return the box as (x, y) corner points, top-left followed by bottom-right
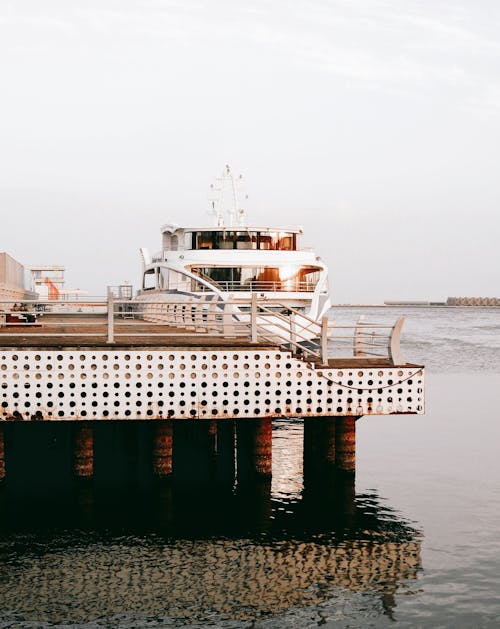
(0, 420), (422, 627)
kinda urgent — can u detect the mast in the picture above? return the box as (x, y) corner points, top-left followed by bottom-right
(208, 165), (248, 227)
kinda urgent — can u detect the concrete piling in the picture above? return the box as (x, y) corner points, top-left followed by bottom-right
(0, 425), (5, 482)
(0, 414), (358, 488)
(214, 419), (236, 487)
(73, 422), (94, 479)
(207, 420), (217, 456)
(152, 421), (173, 478)
(236, 418), (272, 482)
(335, 416), (356, 472)
(324, 417), (336, 465)
(303, 417), (336, 483)
(253, 417), (272, 477)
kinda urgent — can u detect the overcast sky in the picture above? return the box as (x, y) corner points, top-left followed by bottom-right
(1, 0), (499, 302)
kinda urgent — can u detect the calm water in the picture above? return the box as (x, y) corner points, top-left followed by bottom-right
(1, 307), (500, 628)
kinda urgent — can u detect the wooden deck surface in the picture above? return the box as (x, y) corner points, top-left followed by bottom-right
(0, 314), (273, 348)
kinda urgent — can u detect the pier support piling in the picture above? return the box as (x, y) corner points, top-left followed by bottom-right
(236, 417), (273, 482)
(214, 420), (236, 487)
(324, 417), (336, 465)
(73, 422), (94, 480)
(335, 417), (356, 473)
(253, 417), (272, 477)
(153, 421), (173, 479)
(0, 425), (5, 482)
(207, 420), (217, 455)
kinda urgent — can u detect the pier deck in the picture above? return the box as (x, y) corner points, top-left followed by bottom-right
(0, 299), (425, 482)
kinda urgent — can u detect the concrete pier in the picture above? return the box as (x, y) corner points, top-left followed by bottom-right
(0, 306), (424, 484)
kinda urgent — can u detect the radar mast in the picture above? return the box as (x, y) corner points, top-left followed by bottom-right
(208, 165), (248, 227)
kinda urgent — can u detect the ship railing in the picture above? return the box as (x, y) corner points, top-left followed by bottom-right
(0, 296), (405, 365)
(193, 280), (316, 293)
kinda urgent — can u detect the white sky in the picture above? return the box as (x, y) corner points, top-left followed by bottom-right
(1, 0), (499, 302)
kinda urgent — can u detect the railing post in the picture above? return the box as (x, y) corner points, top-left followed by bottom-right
(321, 316), (328, 365)
(251, 292), (258, 343)
(107, 290), (115, 344)
(353, 315), (365, 357)
(290, 313), (297, 346)
(223, 301), (236, 337)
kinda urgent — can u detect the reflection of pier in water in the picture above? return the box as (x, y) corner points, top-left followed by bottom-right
(0, 419), (422, 624)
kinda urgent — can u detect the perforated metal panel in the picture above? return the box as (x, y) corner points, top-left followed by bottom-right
(0, 349), (424, 420)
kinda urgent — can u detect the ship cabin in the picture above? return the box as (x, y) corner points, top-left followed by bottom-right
(160, 226), (302, 252)
(144, 225), (326, 297)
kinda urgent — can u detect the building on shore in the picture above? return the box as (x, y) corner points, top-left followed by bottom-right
(27, 265), (88, 300)
(0, 252), (35, 301)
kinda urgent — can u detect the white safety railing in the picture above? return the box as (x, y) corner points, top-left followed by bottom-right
(0, 295), (406, 365)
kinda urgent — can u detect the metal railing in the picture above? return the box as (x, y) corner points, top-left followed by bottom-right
(0, 295), (405, 365)
(192, 280), (316, 293)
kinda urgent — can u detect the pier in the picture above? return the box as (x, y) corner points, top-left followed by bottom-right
(0, 295), (424, 483)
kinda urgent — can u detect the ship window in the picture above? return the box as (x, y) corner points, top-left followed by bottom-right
(197, 232), (215, 249)
(279, 234), (293, 250)
(258, 234), (275, 250)
(187, 230), (297, 250)
(257, 232), (297, 250)
(217, 232), (234, 249)
(235, 232), (257, 250)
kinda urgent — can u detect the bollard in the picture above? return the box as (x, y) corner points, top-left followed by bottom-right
(335, 416), (356, 472)
(73, 422), (94, 479)
(153, 421), (173, 478)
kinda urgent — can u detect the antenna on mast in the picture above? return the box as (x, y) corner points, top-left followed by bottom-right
(207, 165), (248, 227)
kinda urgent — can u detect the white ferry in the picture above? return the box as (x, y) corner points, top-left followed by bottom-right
(137, 166), (331, 324)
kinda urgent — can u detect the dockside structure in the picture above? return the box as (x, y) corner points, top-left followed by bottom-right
(0, 295), (424, 482)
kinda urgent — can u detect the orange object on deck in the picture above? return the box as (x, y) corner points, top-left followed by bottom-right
(44, 277), (60, 300)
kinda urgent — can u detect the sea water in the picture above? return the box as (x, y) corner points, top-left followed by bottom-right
(0, 307), (499, 628)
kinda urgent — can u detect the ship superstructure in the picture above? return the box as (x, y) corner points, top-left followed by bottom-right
(138, 166), (331, 321)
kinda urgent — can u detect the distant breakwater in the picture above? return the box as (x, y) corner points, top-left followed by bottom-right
(333, 297), (499, 308)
